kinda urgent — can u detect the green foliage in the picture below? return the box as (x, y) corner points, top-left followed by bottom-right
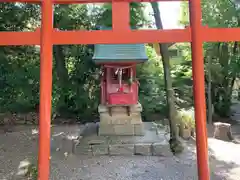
(137, 46), (166, 119)
(1, 3), (165, 122)
(26, 164), (38, 180)
(2, 1), (239, 123)
(179, 109), (195, 129)
(179, 0), (240, 118)
(0, 46), (40, 113)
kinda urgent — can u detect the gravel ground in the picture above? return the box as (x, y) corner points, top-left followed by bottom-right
(0, 125), (240, 180)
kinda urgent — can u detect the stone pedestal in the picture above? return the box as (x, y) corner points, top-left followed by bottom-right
(213, 122), (233, 141)
(98, 103), (144, 136)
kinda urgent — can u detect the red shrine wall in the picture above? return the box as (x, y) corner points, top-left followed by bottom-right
(107, 83), (138, 105)
(100, 65), (139, 105)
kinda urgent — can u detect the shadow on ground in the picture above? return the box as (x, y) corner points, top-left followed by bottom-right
(185, 138), (239, 180)
(0, 125), (240, 180)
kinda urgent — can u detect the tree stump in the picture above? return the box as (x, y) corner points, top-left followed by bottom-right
(213, 122), (234, 141)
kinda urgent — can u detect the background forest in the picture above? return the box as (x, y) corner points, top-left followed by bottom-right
(0, 1), (239, 123)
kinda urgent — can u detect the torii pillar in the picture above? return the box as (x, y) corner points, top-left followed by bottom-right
(189, 0), (210, 179)
(38, 0), (53, 179)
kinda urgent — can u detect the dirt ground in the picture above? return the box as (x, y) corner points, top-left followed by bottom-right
(0, 124), (240, 180)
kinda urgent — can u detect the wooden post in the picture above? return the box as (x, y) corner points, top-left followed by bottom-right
(189, 0), (210, 179)
(112, 2), (130, 31)
(38, 0), (53, 179)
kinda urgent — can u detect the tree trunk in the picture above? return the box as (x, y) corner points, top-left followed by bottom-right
(207, 56), (212, 124)
(151, 2), (183, 154)
(53, 45), (69, 114)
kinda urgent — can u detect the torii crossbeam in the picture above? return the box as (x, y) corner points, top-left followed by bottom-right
(2, 0), (238, 179)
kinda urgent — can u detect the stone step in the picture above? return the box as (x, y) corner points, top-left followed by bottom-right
(73, 122), (173, 157)
(73, 141), (172, 157)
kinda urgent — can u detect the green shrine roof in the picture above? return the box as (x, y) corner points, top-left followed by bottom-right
(92, 43), (148, 63)
(92, 26), (148, 63)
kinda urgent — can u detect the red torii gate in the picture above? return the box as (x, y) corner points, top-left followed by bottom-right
(2, 0), (238, 179)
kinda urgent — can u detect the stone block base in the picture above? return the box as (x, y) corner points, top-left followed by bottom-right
(92, 145), (109, 156)
(73, 142), (173, 157)
(109, 144), (134, 156)
(135, 143), (152, 155)
(152, 141), (172, 157)
(99, 123), (144, 136)
(73, 122), (174, 157)
(98, 103), (144, 136)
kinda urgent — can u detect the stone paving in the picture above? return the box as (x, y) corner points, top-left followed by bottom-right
(0, 124), (240, 180)
(74, 122), (172, 157)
